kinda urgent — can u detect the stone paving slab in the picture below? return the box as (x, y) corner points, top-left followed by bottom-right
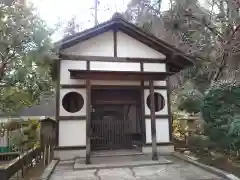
(50, 169), (97, 180)
(49, 157), (224, 180)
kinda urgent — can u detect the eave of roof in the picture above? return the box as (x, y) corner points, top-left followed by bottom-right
(55, 13), (194, 71)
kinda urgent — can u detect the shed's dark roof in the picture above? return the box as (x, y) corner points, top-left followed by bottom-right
(16, 98), (56, 117)
(56, 13), (194, 72)
(0, 97), (56, 117)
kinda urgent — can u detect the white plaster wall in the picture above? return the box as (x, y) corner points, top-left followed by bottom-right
(145, 118), (170, 143)
(0, 118), (10, 123)
(90, 61), (141, 72)
(54, 149), (86, 160)
(62, 31), (114, 56)
(0, 131), (8, 147)
(117, 31), (166, 59)
(143, 63), (166, 72)
(59, 89), (86, 116)
(91, 80), (141, 86)
(144, 89), (168, 115)
(144, 81), (167, 86)
(59, 120), (86, 147)
(60, 60), (86, 85)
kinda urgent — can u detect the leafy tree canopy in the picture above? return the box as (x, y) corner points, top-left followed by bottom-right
(125, 0), (240, 114)
(63, 16), (81, 38)
(0, 2), (55, 113)
(201, 81), (240, 125)
(201, 81), (240, 150)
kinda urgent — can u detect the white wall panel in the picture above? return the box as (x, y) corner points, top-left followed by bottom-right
(59, 89), (86, 116)
(156, 119), (170, 142)
(60, 60), (86, 85)
(59, 120), (86, 146)
(144, 89), (168, 115)
(144, 81), (167, 86)
(117, 31), (166, 59)
(145, 118), (170, 143)
(62, 31), (114, 56)
(143, 63), (166, 72)
(0, 131), (8, 147)
(91, 80), (141, 86)
(145, 118), (152, 144)
(90, 61), (141, 72)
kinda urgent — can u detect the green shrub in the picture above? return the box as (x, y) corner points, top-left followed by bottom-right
(23, 127), (31, 135)
(10, 119), (40, 151)
(177, 89), (203, 114)
(5, 120), (19, 131)
(201, 81), (240, 125)
(227, 116), (240, 152)
(172, 113), (188, 140)
(201, 81), (240, 151)
(188, 134), (215, 150)
(29, 119), (39, 130)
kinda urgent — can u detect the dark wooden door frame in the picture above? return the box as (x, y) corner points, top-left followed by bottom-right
(86, 80), (91, 164)
(90, 87), (143, 151)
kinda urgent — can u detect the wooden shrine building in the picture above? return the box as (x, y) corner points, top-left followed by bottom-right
(54, 13), (193, 163)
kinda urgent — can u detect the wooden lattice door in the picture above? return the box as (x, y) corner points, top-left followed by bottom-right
(91, 104), (132, 150)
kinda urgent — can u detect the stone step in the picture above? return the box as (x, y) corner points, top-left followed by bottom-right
(74, 155), (173, 170)
(91, 149), (143, 157)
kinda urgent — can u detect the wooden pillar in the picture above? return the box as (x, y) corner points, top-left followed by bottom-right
(56, 60), (60, 146)
(149, 80), (158, 160)
(86, 79), (91, 164)
(140, 80), (146, 144)
(166, 65), (173, 142)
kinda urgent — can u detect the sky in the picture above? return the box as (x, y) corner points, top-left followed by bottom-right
(29, 0), (171, 41)
(28, 0), (210, 41)
(30, 0), (132, 29)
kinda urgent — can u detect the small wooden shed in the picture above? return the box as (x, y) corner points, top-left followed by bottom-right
(54, 13), (194, 163)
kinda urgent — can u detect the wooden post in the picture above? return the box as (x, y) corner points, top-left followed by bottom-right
(17, 171), (19, 180)
(149, 80), (158, 160)
(43, 145), (46, 167)
(140, 80), (146, 144)
(86, 79), (91, 164)
(50, 145), (53, 161)
(166, 64), (173, 142)
(48, 145), (51, 165)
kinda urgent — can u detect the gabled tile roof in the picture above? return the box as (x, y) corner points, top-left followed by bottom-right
(56, 13), (194, 72)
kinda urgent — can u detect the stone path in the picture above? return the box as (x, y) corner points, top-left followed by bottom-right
(49, 157), (224, 180)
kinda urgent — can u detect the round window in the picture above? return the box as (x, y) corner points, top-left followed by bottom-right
(62, 92), (84, 113)
(146, 92), (165, 112)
